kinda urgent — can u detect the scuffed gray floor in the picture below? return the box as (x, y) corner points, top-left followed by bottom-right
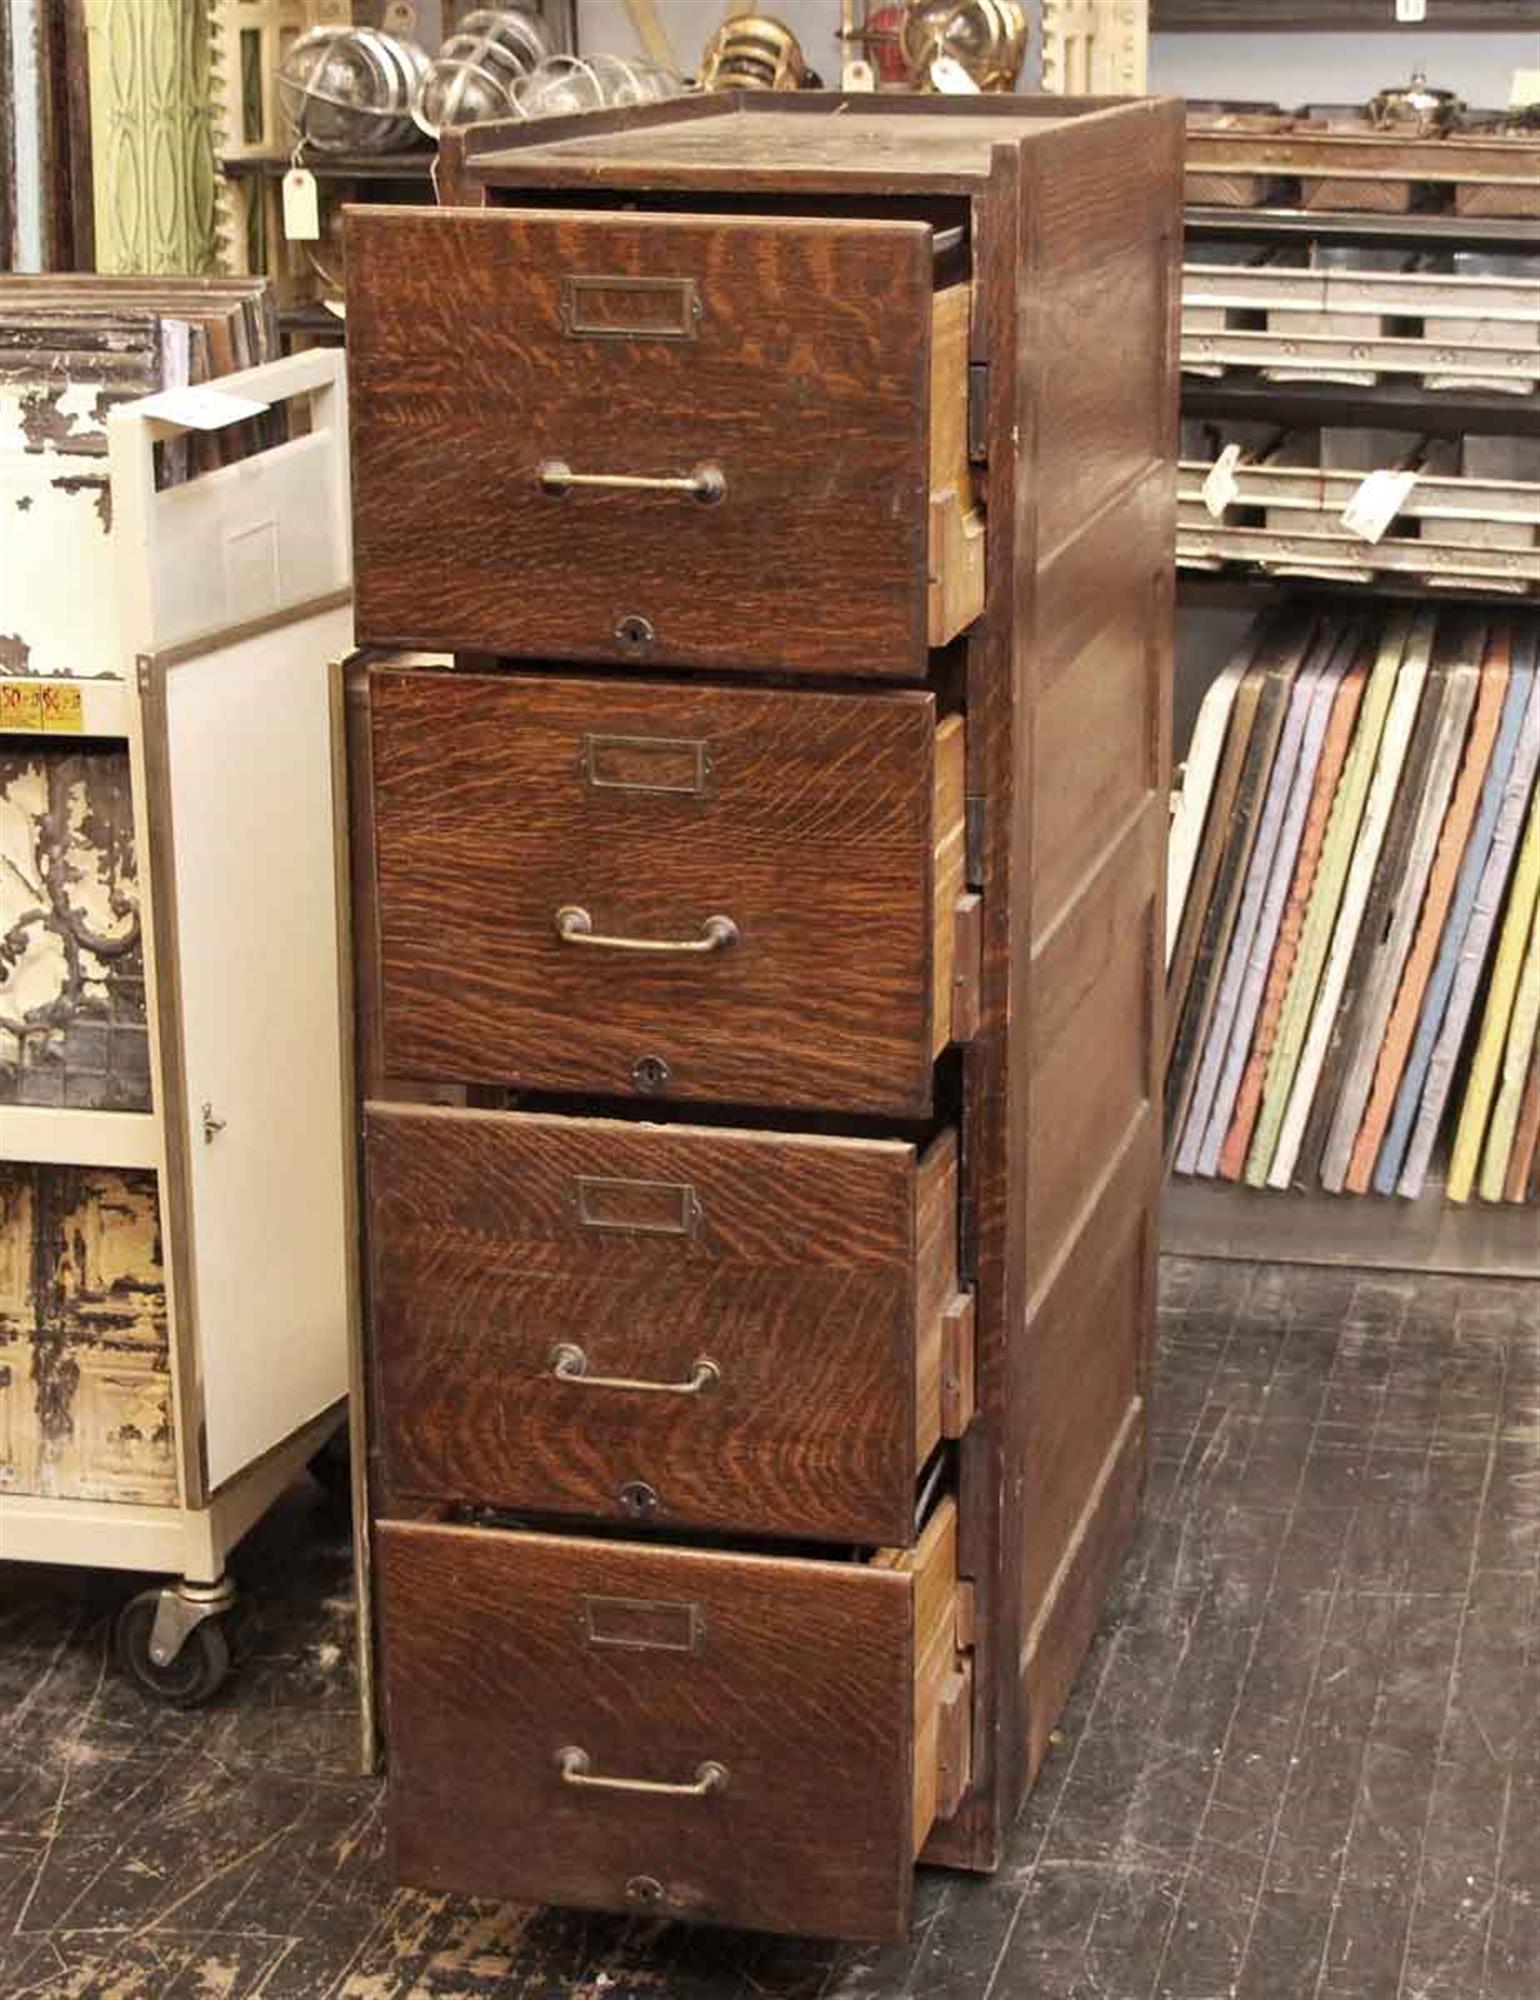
(1, 1257), (1536, 1998)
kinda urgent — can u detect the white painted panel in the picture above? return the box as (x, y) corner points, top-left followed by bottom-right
(164, 606), (353, 1490)
(0, 382), (121, 682)
(1, 1106), (159, 1170)
(108, 351), (352, 661)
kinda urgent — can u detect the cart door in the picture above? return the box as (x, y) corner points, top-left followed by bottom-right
(151, 604), (354, 1492)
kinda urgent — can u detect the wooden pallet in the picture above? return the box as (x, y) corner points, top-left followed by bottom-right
(1186, 121), (1540, 220)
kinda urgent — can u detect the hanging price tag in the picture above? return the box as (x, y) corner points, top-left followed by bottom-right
(283, 167), (320, 242)
(1202, 443), (1243, 520)
(930, 55), (980, 94)
(1341, 468), (1418, 544)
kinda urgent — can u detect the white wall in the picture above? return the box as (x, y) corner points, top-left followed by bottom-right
(1148, 29), (1533, 109)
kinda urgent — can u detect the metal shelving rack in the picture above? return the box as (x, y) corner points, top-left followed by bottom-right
(1166, 175), (1540, 1275)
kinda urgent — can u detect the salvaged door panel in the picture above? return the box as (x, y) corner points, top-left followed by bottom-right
(0, 1163), (174, 1504)
(0, 743), (148, 1112)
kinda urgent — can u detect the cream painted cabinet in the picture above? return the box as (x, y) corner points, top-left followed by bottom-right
(0, 350), (357, 1705)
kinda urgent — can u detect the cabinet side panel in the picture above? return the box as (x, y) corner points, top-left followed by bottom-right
(920, 152), (1030, 1876)
(1014, 100), (1180, 1811)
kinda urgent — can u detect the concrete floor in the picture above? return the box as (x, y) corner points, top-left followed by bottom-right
(1, 1256), (1536, 1999)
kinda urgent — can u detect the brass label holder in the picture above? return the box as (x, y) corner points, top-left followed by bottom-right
(561, 274), (703, 342)
(579, 732), (714, 798)
(583, 1595), (706, 1654)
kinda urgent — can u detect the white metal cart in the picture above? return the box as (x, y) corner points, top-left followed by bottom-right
(0, 348), (357, 1702)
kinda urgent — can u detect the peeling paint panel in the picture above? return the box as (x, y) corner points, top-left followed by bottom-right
(0, 316), (162, 683)
(0, 1163), (175, 1503)
(0, 742), (148, 1111)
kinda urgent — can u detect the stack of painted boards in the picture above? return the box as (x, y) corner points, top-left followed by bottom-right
(1168, 601), (1540, 1205)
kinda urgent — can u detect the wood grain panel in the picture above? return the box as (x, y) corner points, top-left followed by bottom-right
(347, 206), (939, 678)
(913, 1126), (966, 1463)
(369, 668), (948, 1116)
(377, 1515), (926, 1941)
(464, 101), (1111, 194)
(1027, 809), (1161, 1288)
(367, 1104), (960, 1544)
(932, 713), (969, 1054)
(1030, 113), (1177, 561)
(1017, 1118), (1150, 1641)
(1032, 477), (1169, 938)
(928, 286), (985, 647)
(875, 1498), (969, 1854)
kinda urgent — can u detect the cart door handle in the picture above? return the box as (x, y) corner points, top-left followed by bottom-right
(201, 1101), (226, 1143)
(555, 906), (738, 955)
(558, 1747), (728, 1798)
(550, 1344), (720, 1397)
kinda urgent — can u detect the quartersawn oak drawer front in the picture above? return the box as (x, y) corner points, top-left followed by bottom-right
(368, 669), (971, 1117)
(345, 205), (982, 678)
(366, 1104), (974, 1544)
(377, 1499), (971, 1942)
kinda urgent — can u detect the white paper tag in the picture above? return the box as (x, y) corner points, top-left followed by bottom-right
(930, 55), (980, 95)
(1202, 443), (1243, 520)
(135, 385), (271, 431)
(1341, 468), (1418, 544)
(1395, 0), (1425, 21)
(283, 167), (321, 242)
(1511, 70), (1540, 109)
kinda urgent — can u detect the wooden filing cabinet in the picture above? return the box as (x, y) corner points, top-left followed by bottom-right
(344, 94), (1182, 1945)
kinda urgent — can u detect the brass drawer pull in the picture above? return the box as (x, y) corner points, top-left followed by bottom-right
(555, 906), (739, 955)
(551, 1343), (720, 1397)
(558, 1747), (728, 1798)
(538, 459), (726, 505)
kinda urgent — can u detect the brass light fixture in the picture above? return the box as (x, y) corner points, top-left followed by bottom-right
(699, 16), (814, 92)
(899, 0), (1027, 93)
(1368, 71), (1463, 136)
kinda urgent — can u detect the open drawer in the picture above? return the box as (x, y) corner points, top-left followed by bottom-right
(376, 1497), (973, 1942)
(366, 1103), (974, 1544)
(365, 666), (976, 1116)
(346, 206), (983, 677)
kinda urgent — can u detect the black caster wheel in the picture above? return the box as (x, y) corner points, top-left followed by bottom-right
(114, 1590), (232, 1707)
(308, 1428), (352, 1508)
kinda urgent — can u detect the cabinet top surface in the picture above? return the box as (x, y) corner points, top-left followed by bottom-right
(463, 93), (1156, 193)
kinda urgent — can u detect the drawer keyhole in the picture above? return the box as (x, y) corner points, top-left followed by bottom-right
(618, 1480), (661, 1521)
(614, 615), (655, 657)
